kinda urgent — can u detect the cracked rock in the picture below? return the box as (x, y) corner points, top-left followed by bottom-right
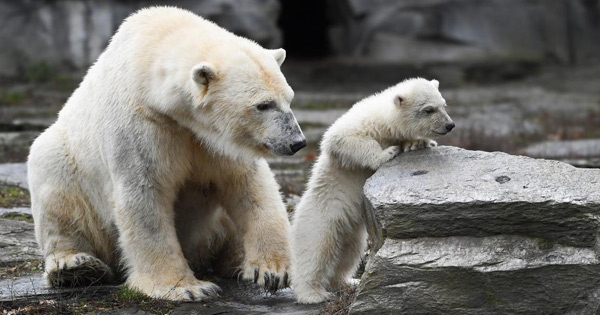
(354, 146), (600, 314)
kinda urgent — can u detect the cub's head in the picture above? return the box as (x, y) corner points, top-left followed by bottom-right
(188, 47), (305, 158)
(392, 78), (455, 139)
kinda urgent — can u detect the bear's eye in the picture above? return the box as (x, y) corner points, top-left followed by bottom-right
(256, 101), (276, 112)
(424, 108), (435, 114)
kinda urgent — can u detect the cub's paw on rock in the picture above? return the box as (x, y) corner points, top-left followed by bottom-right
(128, 274), (221, 301)
(402, 139), (437, 152)
(377, 145), (401, 167)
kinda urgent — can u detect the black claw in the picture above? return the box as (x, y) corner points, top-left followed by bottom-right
(185, 290), (195, 301)
(253, 268), (259, 284)
(74, 257), (81, 265)
(283, 272), (289, 287)
(201, 288), (210, 296)
(264, 273), (270, 288)
(271, 276), (280, 292)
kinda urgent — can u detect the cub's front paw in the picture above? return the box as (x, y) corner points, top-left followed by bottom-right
(128, 274), (221, 301)
(241, 255), (290, 293)
(374, 145), (401, 168)
(402, 139), (436, 152)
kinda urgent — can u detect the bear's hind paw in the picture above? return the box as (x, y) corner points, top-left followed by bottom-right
(45, 252), (114, 287)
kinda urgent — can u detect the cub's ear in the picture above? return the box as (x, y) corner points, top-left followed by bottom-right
(431, 79), (439, 89)
(270, 48), (286, 66)
(394, 95), (405, 107)
(191, 63), (217, 85)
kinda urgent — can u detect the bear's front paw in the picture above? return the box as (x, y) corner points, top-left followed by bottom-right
(128, 274), (221, 301)
(377, 145), (401, 165)
(241, 256), (290, 293)
(372, 145), (401, 169)
(402, 139), (436, 152)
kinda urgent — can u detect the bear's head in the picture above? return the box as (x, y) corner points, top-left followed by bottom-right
(392, 78), (455, 139)
(188, 47), (305, 159)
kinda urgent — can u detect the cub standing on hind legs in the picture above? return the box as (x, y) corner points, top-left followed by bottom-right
(290, 78), (455, 304)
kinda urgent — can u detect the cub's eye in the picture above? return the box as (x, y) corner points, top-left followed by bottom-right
(256, 101), (276, 111)
(424, 108), (435, 114)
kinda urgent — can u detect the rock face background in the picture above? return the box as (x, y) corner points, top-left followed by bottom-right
(0, 0), (282, 77)
(1, 0), (600, 78)
(354, 146), (600, 314)
(327, 0), (600, 65)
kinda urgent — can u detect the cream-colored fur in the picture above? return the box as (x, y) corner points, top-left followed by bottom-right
(28, 7), (305, 301)
(290, 78), (454, 304)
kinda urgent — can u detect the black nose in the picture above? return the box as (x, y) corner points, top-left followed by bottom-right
(446, 122), (455, 131)
(290, 139), (307, 154)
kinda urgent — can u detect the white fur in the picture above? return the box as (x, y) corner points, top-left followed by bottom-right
(290, 78), (454, 304)
(28, 7), (302, 301)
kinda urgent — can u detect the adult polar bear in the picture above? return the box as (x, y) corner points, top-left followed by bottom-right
(28, 7), (305, 301)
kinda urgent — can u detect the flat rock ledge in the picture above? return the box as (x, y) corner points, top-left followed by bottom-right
(353, 146), (600, 315)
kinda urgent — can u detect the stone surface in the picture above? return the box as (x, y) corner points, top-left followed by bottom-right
(352, 237), (600, 315)
(0, 272), (322, 314)
(522, 139), (600, 168)
(0, 207), (32, 217)
(0, 132), (40, 164)
(0, 0), (282, 77)
(0, 219), (41, 266)
(0, 163), (28, 189)
(355, 146), (600, 314)
(328, 0), (600, 65)
(363, 146), (600, 247)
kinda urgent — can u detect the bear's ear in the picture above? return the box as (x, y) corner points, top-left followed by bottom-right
(269, 48), (286, 66)
(191, 63), (217, 86)
(394, 95), (405, 107)
(431, 79), (439, 89)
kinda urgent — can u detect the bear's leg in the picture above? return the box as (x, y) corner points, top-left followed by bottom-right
(113, 182), (221, 301)
(29, 129), (115, 287)
(101, 127), (222, 301)
(291, 196), (354, 303)
(218, 160), (291, 293)
(329, 222), (368, 291)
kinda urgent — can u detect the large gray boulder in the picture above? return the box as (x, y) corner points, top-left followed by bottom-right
(353, 146), (600, 314)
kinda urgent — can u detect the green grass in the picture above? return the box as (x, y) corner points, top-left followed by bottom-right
(1, 286), (179, 314)
(0, 184), (30, 208)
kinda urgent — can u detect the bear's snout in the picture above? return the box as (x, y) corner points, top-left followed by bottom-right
(445, 122), (455, 132)
(290, 139), (307, 154)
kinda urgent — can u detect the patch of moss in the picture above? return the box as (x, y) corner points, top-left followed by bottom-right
(0, 184), (30, 208)
(2, 212), (33, 223)
(536, 238), (554, 250)
(0, 91), (25, 105)
(26, 61), (53, 83)
(1, 286), (179, 314)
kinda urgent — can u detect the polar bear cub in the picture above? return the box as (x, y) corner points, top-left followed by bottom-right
(290, 78), (455, 304)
